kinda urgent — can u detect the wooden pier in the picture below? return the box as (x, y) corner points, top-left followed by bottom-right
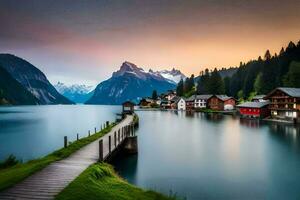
(0, 115), (136, 200)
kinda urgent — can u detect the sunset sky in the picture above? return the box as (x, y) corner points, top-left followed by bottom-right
(0, 0), (300, 85)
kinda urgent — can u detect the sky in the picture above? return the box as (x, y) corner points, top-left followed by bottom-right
(0, 0), (300, 86)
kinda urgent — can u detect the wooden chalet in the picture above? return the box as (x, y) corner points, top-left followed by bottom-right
(207, 95), (236, 111)
(265, 87), (300, 123)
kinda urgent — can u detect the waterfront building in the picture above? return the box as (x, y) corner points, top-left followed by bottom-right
(176, 98), (186, 111)
(138, 98), (154, 107)
(194, 95), (212, 108)
(207, 95), (236, 111)
(237, 101), (270, 118)
(160, 99), (170, 109)
(265, 87), (300, 123)
(122, 101), (135, 114)
(185, 96), (195, 111)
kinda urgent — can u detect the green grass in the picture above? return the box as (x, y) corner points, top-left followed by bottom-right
(56, 163), (177, 200)
(0, 123), (115, 191)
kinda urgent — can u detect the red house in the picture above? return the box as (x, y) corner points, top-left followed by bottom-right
(207, 95), (236, 111)
(237, 101), (270, 118)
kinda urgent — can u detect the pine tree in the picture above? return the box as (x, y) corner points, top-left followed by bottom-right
(208, 68), (225, 94)
(283, 61), (300, 87)
(254, 72), (263, 94)
(152, 90), (158, 100)
(197, 69), (210, 94)
(176, 79), (184, 97)
(264, 50), (271, 60)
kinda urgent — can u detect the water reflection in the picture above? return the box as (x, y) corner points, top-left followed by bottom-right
(0, 105), (121, 161)
(114, 111), (300, 200)
(239, 118), (261, 128)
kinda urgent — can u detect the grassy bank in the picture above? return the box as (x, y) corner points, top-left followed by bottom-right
(0, 123), (115, 191)
(56, 163), (176, 200)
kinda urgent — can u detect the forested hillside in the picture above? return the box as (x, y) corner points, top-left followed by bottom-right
(194, 40), (300, 99)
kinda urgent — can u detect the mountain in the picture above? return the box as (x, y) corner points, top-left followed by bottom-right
(150, 68), (186, 84)
(0, 65), (39, 105)
(54, 82), (94, 103)
(0, 54), (73, 104)
(86, 61), (176, 105)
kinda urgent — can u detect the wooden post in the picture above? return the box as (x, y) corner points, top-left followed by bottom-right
(109, 135), (111, 154)
(99, 139), (103, 161)
(114, 131), (117, 147)
(94, 127), (96, 134)
(77, 133), (79, 141)
(64, 136), (68, 148)
(106, 121), (109, 127)
(132, 125), (134, 136)
(118, 131), (120, 143)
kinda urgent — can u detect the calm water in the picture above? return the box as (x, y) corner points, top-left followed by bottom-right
(1, 107), (300, 199)
(0, 105), (121, 161)
(113, 111), (300, 200)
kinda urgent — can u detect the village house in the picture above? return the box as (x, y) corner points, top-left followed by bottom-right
(170, 96), (179, 109)
(159, 90), (177, 109)
(185, 96), (195, 111)
(265, 87), (300, 123)
(160, 99), (170, 109)
(207, 95), (236, 111)
(122, 101), (135, 114)
(194, 95), (212, 109)
(237, 101), (270, 118)
(138, 98), (154, 107)
(162, 90), (176, 101)
(252, 95), (267, 102)
(177, 98), (186, 111)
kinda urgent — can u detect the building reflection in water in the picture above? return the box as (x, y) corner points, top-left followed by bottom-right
(269, 123), (300, 147)
(239, 118), (261, 128)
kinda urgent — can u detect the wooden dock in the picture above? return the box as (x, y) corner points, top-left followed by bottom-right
(0, 115), (135, 200)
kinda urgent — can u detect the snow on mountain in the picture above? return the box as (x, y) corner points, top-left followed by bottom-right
(150, 68), (186, 84)
(55, 82), (94, 94)
(86, 61), (176, 105)
(54, 82), (95, 103)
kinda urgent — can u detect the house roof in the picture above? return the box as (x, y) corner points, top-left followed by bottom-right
(277, 87), (300, 98)
(194, 94), (213, 100)
(170, 96), (180, 102)
(208, 95), (235, 101)
(176, 97), (186, 104)
(237, 101), (270, 108)
(122, 101), (135, 106)
(252, 95), (266, 99)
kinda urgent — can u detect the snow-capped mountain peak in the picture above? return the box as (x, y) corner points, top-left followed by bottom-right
(55, 82), (94, 94)
(151, 68), (186, 83)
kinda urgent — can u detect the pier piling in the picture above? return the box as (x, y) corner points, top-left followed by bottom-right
(99, 139), (103, 161)
(64, 136), (68, 148)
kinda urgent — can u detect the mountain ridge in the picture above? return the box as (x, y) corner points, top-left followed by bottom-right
(54, 82), (94, 103)
(86, 62), (176, 105)
(0, 54), (73, 105)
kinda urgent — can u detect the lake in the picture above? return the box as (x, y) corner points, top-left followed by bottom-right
(1, 106), (300, 200)
(0, 105), (121, 161)
(113, 111), (300, 200)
